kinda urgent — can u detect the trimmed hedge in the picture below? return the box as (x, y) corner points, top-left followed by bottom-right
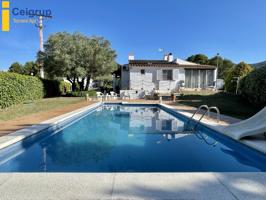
(0, 72), (74, 109)
(239, 66), (266, 106)
(0, 72), (44, 108)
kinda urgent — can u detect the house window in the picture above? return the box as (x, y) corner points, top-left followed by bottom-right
(123, 66), (129, 71)
(185, 69), (215, 88)
(141, 69), (145, 75)
(162, 70), (173, 80)
(162, 120), (172, 131)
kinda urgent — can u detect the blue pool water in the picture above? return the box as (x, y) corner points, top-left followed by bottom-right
(0, 104), (265, 172)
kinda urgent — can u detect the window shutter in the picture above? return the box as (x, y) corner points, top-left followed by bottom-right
(172, 120), (177, 131)
(156, 120), (162, 131)
(173, 69), (179, 80)
(157, 69), (162, 80)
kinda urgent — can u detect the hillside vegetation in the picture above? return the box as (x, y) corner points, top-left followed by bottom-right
(252, 61), (266, 69)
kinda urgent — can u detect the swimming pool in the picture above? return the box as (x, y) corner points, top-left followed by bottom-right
(0, 103), (265, 172)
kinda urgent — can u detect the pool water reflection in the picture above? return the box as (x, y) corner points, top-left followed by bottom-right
(0, 104), (265, 172)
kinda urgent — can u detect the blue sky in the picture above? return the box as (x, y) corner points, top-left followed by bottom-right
(0, 0), (266, 70)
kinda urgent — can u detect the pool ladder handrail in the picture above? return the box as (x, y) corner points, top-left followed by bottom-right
(207, 106), (220, 123)
(186, 105), (221, 131)
(186, 105), (209, 130)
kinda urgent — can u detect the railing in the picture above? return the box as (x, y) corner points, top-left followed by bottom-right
(186, 105), (209, 130)
(193, 108), (209, 130)
(195, 131), (218, 147)
(186, 105), (221, 131)
(207, 106), (220, 123)
(189, 105), (209, 120)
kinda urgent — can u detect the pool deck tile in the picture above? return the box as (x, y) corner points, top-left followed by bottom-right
(0, 173), (114, 200)
(113, 173), (235, 200)
(214, 173), (266, 200)
(0, 173), (265, 200)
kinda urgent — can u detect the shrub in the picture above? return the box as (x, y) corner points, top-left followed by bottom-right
(95, 75), (113, 93)
(59, 81), (72, 95)
(0, 72), (44, 108)
(42, 79), (72, 97)
(239, 66), (266, 106)
(41, 79), (61, 97)
(225, 62), (253, 93)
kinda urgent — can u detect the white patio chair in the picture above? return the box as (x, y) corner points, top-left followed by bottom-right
(105, 93), (111, 101)
(123, 91), (130, 100)
(110, 91), (118, 100)
(96, 92), (104, 100)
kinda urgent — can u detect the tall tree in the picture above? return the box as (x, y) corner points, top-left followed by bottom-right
(225, 62), (253, 93)
(23, 61), (39, 76)
(38, 32), (117, 91)
(8, 62), (23, 74)
(208, 56), (234, 79)
(38, 32), (88, 90)
(84, 37), (117, 90)
(187, 54), (209, 65)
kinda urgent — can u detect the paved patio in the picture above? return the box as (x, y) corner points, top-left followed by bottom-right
(0, 173), (265, 200)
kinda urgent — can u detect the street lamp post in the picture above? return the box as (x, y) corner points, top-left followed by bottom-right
(34, 14), (52, 78)
(234, 77), (240, 95)
(37, 16), (44, 79)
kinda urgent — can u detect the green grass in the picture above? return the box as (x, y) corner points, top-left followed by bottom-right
(0, 97), (84, 122)
(177, 91), (262, 119)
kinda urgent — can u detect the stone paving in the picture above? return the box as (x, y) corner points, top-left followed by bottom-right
(0, 173), (265, 200)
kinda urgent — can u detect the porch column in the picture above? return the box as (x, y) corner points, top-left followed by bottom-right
(205, 70), (208, 88)
(214, 68), (218, 88)
(198, 70), (201, 89)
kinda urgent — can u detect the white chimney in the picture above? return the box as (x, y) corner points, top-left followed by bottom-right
(168, 53), (174, 62)
(128, 54), (134, 61)
(164, 54), (168, 61)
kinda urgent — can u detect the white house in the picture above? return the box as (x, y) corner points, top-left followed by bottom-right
(120, 53), (217, 98)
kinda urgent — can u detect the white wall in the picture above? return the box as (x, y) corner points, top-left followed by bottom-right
(129, 67), (185, 92)
(129, 67), (156, 91)
(120, 65), (217, 93)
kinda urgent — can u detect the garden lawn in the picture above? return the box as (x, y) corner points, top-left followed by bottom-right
(177, 91), (262, 119)
(0, 97), (84, 122)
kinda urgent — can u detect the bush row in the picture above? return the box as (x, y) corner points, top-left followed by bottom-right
(0, 72), (44, 108)
(0, 72), (73, 109)
(239, 66), (266, 106)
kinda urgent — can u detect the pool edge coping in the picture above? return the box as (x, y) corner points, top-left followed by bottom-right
(0, 102), (102, 151)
